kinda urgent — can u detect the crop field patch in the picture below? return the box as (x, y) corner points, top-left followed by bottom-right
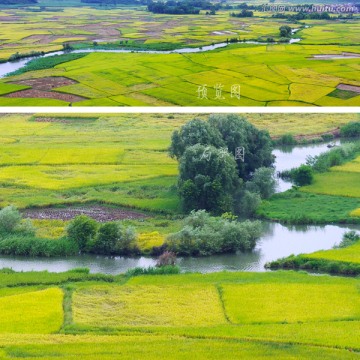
(222, 283), (360, 324)
(73, 284), (226, 327)
(0, 288), (63, 334)
(307, 242), (360, 264)
(302, 172), (360, 198)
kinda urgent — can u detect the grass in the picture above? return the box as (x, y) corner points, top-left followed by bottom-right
(0, 288), (63, 333)
(258, 190), (360, 224)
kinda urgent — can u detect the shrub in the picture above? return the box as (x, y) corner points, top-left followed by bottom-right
(0, 235), (78, 257)
(277, 134), (297, 145)
(66, 215), (98, 252)
(335, 230), (359, 248)
(167, 210), (262, 256)
(293, 165), (314, 186)
(16, 218), (36, 236)
(126, 265), (180, 277)
(340, 121), (360, 138)
(0, 206), (22, 233)
(156, 251), (177, 267)
(93, 222), (138, 255)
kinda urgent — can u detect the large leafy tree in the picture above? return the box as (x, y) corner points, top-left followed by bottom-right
(208, 114), (274, 179)
(178, 144), (241, 214)
(169, 118), (225, 159)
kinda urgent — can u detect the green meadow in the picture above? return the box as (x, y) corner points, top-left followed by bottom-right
(0, 270), (358, 359)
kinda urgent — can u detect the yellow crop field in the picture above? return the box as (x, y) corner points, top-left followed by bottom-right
(73, 284), (226, 327)
(0, 288), (63, 334)
(222, 283), (360, 324)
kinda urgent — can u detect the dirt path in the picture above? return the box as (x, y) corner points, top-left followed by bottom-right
(22, 206), (150, 222)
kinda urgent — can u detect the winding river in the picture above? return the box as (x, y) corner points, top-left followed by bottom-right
(0, 37), (301, 78)
(1, 139), (358, 274)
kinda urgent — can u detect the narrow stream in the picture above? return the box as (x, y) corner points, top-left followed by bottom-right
(0, 139), (358, 274)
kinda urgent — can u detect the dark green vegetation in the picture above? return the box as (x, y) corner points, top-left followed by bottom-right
(167, 210), (261, 256)
(258, 191), (360, 224)
(148, 0), (218, 15)
(171, 115), (275, 214)
(7, 53), (87, 76)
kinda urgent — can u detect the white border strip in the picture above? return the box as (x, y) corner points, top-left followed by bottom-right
(0, 107), (359, 114)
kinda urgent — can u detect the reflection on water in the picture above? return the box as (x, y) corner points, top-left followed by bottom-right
(1, 222), (358, 274)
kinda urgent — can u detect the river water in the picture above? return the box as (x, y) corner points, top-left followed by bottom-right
(1, 139), (358, 274)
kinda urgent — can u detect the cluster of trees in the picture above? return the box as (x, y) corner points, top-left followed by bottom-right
(169, 115), (275, 215)
(67, 215), (138, 255)
(167, 210), (262, 256)
(147, 0), (219, 14)
(230, 9), (253, 17)
(273, 11), (331, 21)
(279, 25), (292, 38)
(81, 0), (145, 5)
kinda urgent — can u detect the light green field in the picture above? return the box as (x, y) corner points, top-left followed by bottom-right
(302, 155), (360, 198)
(0, 270), (359, 359)
(306, 241), (360, 264)
(0, 288), (63, 334)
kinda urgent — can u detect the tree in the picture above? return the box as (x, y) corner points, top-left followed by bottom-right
(169, 118), (224, 159)
(0, 205), (21, 233)
(279, 25), (292, 37)
(245, 167), (276, 199)
(94, 222), (119, 254)
(208, 114), (274, 179)
(178, 144), (240, 214)
(67, 215), (97, 252)
(293, 165), (313, 186)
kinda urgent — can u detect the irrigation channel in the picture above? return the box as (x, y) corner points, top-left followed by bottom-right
(1, 139), (359, 274)
(0, 37), (302, 78)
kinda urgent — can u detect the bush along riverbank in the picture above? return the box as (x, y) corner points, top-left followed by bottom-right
(0, 206), (262, 258)
(265, 231), (360, 276)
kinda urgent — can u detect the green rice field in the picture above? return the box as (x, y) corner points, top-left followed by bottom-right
(0, 270), (358, 359)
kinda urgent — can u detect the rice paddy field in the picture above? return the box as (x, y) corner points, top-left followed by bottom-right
(0, 270), (359, 359)
(0, 112), (357, 213)
(0, 7), (359, 106)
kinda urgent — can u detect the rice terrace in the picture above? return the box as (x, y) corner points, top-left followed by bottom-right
(0, 112), (359, 358)
(0, 0), (359, 106)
